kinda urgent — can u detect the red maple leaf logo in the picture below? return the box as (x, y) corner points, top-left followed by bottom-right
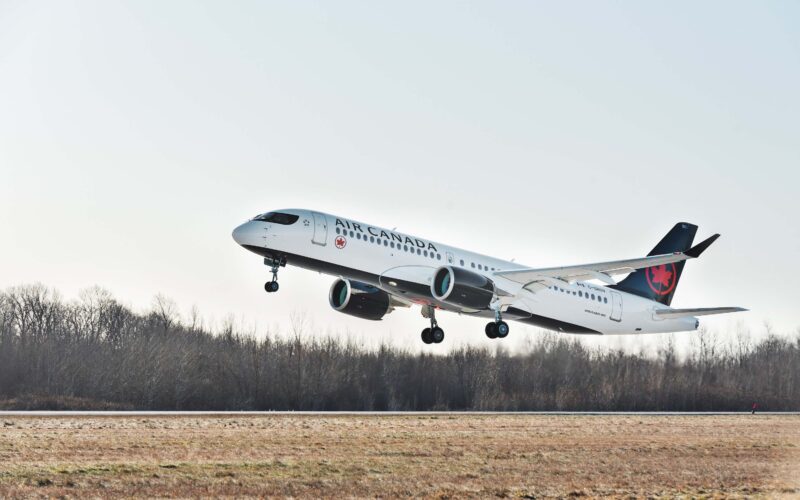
(650, 265), (673, 287)
(646, 263), (676, 295)
(335, 236), (347, 249)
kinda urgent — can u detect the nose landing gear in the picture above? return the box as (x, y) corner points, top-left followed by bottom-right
(264, 256), (285, 294)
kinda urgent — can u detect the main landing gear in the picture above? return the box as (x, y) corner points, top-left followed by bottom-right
(485, 310), (509, 340)
(421, 306), (444, 344)
(264, 256), (285, 294)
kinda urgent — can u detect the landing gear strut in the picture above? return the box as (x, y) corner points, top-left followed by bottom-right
(485, 309), (509, 339)
(421, 306), (444, 344)
(264, 257), (284, 293)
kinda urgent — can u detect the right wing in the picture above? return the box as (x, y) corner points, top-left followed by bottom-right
(494, 234), (719, 292)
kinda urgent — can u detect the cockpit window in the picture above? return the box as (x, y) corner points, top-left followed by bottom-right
(253, 212), (299, 225)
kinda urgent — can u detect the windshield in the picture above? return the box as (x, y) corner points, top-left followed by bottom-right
(253, 212), (299, 225)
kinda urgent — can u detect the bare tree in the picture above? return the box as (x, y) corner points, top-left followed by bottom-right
(1, 284), (798, 412)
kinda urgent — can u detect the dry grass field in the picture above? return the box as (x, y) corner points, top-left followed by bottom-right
(0, 414), (798, 498)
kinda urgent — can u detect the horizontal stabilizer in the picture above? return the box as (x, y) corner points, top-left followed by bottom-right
(654, 307), (747, 319)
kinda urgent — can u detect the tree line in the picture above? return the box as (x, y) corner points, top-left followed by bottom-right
(0, 284), (797, 411)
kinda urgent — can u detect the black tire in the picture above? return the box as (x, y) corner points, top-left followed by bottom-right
(485, 322), (498, 339)
(497, 321), (509, 338)
(421, 328), (433, 344)
(431, 327), (445, 344)
(264, 282), (274, 293)
(270, 281), (280, 292)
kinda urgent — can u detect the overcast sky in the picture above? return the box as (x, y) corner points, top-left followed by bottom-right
(1, 1), (798, 352)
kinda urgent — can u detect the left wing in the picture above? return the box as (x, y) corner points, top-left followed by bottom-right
(494, 234), (719, 291)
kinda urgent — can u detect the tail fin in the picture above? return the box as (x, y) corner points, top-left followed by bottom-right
(610, 222), (697, 305)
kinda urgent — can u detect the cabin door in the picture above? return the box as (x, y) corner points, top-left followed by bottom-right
(311, 212), (328, 246)
(609, 291), (623, 322)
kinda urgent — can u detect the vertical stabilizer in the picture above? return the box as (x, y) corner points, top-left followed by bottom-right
(610, 222), (697, 305)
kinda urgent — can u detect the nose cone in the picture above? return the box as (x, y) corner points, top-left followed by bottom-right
(232, 221), (257, 247)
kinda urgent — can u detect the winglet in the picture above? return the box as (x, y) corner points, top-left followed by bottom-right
(685, 233), (720, 258)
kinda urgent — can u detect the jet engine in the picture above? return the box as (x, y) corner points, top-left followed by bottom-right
(431, 266), (495, 310)
(329, 278), (393, 321)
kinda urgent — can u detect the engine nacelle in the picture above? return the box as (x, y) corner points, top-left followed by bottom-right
(431, 266), (495, 310)
(329, 278), (393, 321)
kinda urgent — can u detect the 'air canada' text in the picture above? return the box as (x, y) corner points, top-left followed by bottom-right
(336, 218), (438, 252)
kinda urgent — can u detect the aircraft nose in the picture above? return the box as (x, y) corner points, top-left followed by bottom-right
(232, 222), (254, 246)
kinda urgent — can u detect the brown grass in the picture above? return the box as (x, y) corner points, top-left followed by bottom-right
(0, 414), (798, 498)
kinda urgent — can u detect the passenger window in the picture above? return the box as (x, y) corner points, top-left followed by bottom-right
(437, 254), (441, 260)
(349, 231), (354, 237)
(336, 228), (341, 235)
(460, 259), (465, 266)
(370, 236), (374, 243)
(591, 294), (595, 300)
(604, 297), (608, 303)
(417, 248), (421, 255)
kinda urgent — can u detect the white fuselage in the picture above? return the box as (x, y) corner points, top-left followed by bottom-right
(232, 209), (699, 335)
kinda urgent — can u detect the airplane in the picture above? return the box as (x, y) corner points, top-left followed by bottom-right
(232, 210), (746, 344)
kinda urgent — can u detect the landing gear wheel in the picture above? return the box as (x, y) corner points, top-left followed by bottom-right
(485, 322), (498, 339)
(421, 305), (444, 345)
(431, 327), (445, 344)
(496, 321), (509, 338)
(264, 257), (283, 294)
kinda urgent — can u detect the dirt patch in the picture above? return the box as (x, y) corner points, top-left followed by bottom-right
(0, 414), (797, 498)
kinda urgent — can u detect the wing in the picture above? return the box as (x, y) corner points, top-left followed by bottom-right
(494, 234), (719, 292)
(654, 307), (747, 319)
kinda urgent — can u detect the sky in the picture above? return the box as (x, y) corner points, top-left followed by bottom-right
(1, 1), (798, 352)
